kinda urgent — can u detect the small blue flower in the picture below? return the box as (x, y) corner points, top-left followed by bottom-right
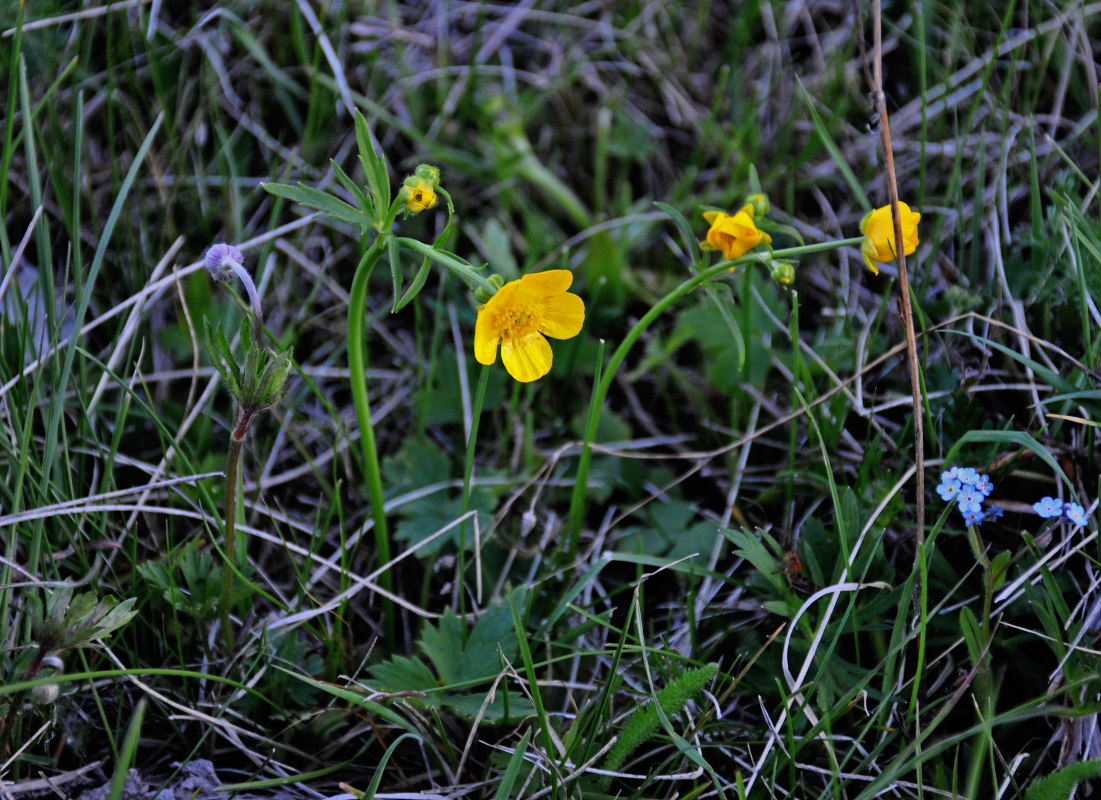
(956, 467), (979, 485)
(1064, 503), (1088, 527)
(937, 476), (962, 501)
(973, 474), (993, 497)
(961, 508), (986, 526)
(956, 487), (983, 513)
(985, 505), (1004, 520)
(1033, 497), (1064, 519)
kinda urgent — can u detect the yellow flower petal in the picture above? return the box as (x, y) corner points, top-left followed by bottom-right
(473, 304), (501, 365)
(520, 268), (574, 294)
(537, 292), (585, 339)
(501, 332), (553, 383)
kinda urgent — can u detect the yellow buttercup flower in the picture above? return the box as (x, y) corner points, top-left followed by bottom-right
(399, 176), (437, 214)
(859, 202), (921, 275)
(474, 270), (585, 383)
(700, 205), (771, 262)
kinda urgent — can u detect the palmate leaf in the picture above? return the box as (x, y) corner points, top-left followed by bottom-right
(363, 593), (529, 721)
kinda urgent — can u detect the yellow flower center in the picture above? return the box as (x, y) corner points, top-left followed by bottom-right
(495, 295), (538, 338)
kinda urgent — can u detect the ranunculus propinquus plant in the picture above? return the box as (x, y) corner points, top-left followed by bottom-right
(262, 111), (587, 642)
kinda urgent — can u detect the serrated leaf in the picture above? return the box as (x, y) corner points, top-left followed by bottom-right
(419, 608), (466, 685)
(261, 182), (366, 229)
(460, 589), (523, 682)
(393, 489), (495, 557)
(367, 654), (438, 692)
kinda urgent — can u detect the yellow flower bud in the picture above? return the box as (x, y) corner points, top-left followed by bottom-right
(859, 202), (921, 275)
(744, 193), (770, 217)
(399, 176), (437, 214)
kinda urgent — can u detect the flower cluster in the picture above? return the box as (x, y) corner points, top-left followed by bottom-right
(1032, 497), (1088, 528)
(937, 467), (1002, 527)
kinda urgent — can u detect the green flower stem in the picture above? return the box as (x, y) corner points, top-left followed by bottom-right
(458, 364), (492, 618)
(348, 235), (394, 645)
(218, 427), (245, 651)
(395, 237), (497, 296)
(564, 238), (864, 555)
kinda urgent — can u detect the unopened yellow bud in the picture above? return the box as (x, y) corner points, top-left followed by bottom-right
(744, 193), (770, 217)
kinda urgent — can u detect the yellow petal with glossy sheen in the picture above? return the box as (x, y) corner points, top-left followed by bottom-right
(521, 269), (573, 294)
(501, 332), (553, 383)
(538, 292), (585, 339)
(473, 304), (500, 365)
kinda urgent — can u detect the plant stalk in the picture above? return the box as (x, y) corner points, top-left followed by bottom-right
(348, 236), (394, 646)
(219, 423), (245, 652)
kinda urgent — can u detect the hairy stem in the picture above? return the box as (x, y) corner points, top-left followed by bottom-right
(219, 424), (245, 652)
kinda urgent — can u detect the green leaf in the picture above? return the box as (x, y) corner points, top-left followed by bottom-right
(958, 606), (984, 668)
(367, 655), (437, 693)
(388, 233), (402, 312)
(723, 528), (785, 593)
(702, 283), (746, 374)
(393, 488), (495, 557)
(261, 182), (366, 229)
(330, 158), (368, 212)
(1025, 760), (1101, 800)
(459, 590), (523, 681)
(796, 75), (870, 212)
(355, 108), (389, 221)
(655, 200), (701, 263)
(419, 608), (466, 685)
(493, 729), (531, 800)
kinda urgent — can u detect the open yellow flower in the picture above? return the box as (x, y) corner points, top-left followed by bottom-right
(859, 202), (920, 275)
(700, 204), (771, 261)
(474, 270), (585, 383)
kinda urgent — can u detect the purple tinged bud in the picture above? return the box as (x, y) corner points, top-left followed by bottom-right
(205, 243), (244, 282)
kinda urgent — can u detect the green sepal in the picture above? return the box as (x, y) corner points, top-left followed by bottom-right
(252, 346), (294, 410)
(205, 318), (243, 399)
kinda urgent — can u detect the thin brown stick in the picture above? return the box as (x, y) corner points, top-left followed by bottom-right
(867, 0), (926, 554)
